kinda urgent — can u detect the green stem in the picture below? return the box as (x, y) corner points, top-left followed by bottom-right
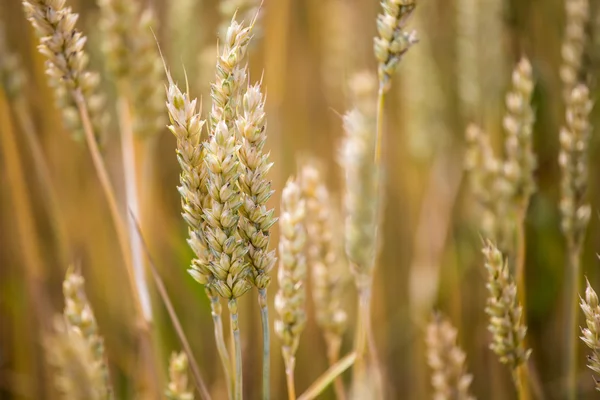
(259, 288), (270, 400)
(229, 299), (243, 400)
(209, 290), (233, 399)
(297, 352), (357, 400)
(566, 242), (582, 400)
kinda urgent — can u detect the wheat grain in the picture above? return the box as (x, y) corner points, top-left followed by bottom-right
(23, 0), (108, 141)
(426, 314), (474, 400)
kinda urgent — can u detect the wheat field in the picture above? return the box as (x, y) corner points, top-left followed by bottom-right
(1, 0), (600, 399)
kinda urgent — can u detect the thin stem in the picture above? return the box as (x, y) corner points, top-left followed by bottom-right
(353, 285), (371, 386)
(209, 291), (233, 398)
(566, 242), (582, 400)
(73, 91), (144, 322)
(514, 206), (531, 400)
(229, 299), (243, 400)
(117, 94), (153, 323)
(374, 86), (385, 165)
(325, 335), (345, 400)
(283, 349), (296, 400)
(297, 352), (357, 400)
(13, 97), (71, 265)
(515, 363), (531, 400)
(129, 210), (212, 400)
(259, 288), (270, 400)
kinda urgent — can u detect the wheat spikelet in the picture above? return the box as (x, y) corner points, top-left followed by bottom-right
(218, 0), (262, 39)
(236, 83), (277, 290)
(373, 0), (418, 92)
(299, 162), (348, 338)
(426, 314), (475, 400)
(560, 84), (593, 249)
(482, 240), (531, 371)
(561, 0), (590, 100)
(166, 352), (194, 400)
(580, 280), (600, 391)
(98, 0), (164, 137)
(502, 57), (536, 206)
(44, 319), (107, 400)
(23, 0), (108, 141)
(275, 177), (307, 371)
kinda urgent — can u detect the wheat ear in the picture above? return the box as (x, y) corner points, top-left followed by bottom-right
(560, 0), (590, 101)
(275, 177), (308, 400)
(165, 70), (232, 395)
(580, 279), (600, 391)
(482, 240), (531, 396)
(560, 84), (593, 400)
(426, 314), (475, 400)
(63, 268), (112, 395)
(237, 82), (277, 400)
(22, 0), (108, 142)
(373, 0), (417, 162)
(340, 72), (380, 386)
(300, 162), (349, 399)
(166, 352), (194, 400)
(44, 318), (108, 400)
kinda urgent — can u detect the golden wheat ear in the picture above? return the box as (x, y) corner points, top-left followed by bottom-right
(426, 313), (475, 400)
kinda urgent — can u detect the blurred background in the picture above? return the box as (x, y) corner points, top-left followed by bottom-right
(1, 0), (600, 398)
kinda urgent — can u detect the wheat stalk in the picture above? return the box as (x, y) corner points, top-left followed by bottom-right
(166, 352), (194, 400)
(426, 314), (474, 400)
(560, 84), (593, 400)
(580, 279), (600, 391)
(275, 177), (308, 400)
